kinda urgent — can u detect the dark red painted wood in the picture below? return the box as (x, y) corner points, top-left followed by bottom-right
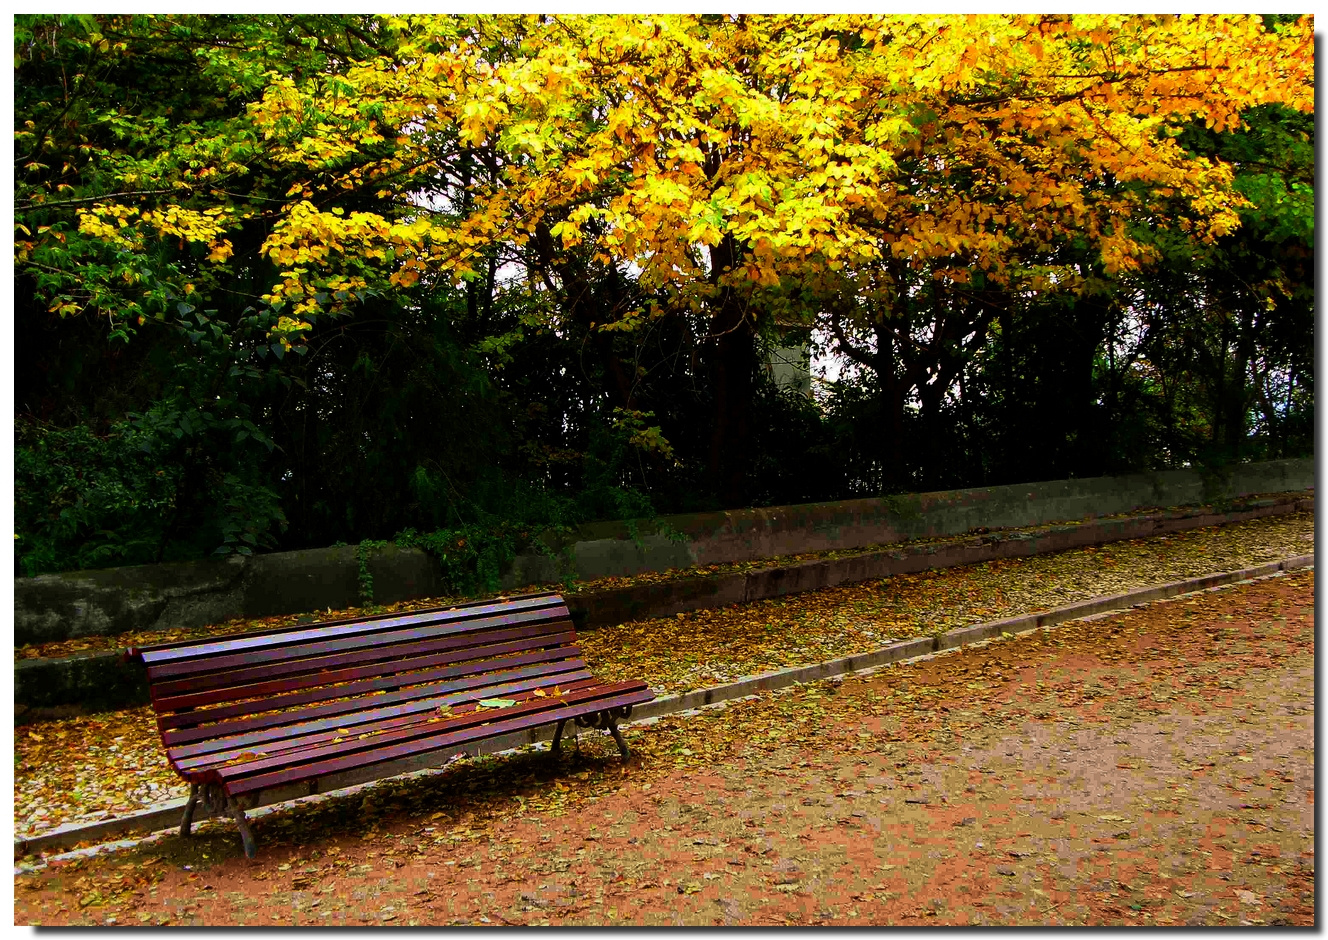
(153, 633), (579, 720)
(170, 675), (607, 772)
(164, 660), (593, 753)
(146, 605), (572, 680)
(220, 686), (654, 795)
(130, 591), (653, 810)
(148, 619), (571, 702)
(140, 596), (568, 669)
(129, 592), (565, 661)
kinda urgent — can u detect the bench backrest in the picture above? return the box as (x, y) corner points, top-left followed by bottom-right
(127, 592), (583, 752)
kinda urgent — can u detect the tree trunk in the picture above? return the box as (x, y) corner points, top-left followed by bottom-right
(705, 235), (757, 507)
(871, 322), (909, 493)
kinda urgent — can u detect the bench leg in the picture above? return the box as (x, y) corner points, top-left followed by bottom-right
(225, 794), (257, 859)
(551, 718), (578, 759)
(180, 783), (200, 838)
(607, 721), (630, 760)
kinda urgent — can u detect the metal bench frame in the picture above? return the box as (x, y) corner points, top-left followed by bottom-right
(127, 592), (652, 857)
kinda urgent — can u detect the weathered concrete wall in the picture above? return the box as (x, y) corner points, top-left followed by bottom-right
(14, 458), (1313, 646)
(505, 457), (1315, 584)
(14, 545), (448, 647)
(14, 493), (1311, 718)
(568, 495), (1313, 629)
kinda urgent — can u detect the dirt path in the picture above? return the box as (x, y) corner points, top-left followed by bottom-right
(15, 569), (1314, 926)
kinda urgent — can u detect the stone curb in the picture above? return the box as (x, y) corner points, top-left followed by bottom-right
(13, 553), (1314, 861)
(14, 493), (1313, 717)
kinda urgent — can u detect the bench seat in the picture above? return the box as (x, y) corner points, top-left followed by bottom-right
(127, 591), (652, 856)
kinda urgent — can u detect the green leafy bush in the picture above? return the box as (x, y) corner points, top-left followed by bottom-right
(15, 414), (287, 577)
(15, 422), (182, 576)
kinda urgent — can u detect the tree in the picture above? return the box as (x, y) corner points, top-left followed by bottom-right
(13, 14), (408, 567)
(1128, 101), (1315, 466)
(17, 14), (1315, 569)
(189, 14), (1316, 501)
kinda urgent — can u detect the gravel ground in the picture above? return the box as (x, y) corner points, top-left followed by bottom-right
(11, 510), (1313, 842)
(15, 569), (1315, 926)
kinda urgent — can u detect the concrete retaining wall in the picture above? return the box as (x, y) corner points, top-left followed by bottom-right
(14, 457), (1313, 648)
(14, 493), (1312, 718)
(567, 495), (1313, 628)
(506, 457), (1315, 583)
(15, 544), (448, 647)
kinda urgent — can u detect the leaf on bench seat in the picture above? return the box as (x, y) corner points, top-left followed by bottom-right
(477, 698), (517, 709)
(533, 689), (547, 697)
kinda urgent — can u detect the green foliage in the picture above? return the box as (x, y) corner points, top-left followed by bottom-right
(14, 415), (286, 576)
(394, 456), (649, 596)
(356, 539), (389, 605)
(15, 422), (179, 576)
(395, 525), (521, 599)
(12, 14), (1314, 582)
(393, 434), (668, 597)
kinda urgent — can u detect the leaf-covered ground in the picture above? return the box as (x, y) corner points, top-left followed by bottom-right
(13, 503), (1309, 663)
(11, 511), (1312, 841)
(15, 570), (1314, 926)
(579, 510), (1313, 691)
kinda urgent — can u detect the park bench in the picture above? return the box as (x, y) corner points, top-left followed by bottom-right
(125, 591), (652, 858)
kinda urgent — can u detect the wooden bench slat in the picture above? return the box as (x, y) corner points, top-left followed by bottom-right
(169, 670), (601, 771)
(220, 684), (654, 796)
(146, 606), (571, 680)
(177, 675), (606, 774)
(171, 676), (607, 777)
(135, 593), (565, 664)
(150, 631), (576, 722)
(148, 620), (569, 701)
(163, 657), (591, 752)
(173, 678), (606, 778)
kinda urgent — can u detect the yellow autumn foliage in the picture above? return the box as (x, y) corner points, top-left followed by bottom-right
(74, 14), (1315, 331)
